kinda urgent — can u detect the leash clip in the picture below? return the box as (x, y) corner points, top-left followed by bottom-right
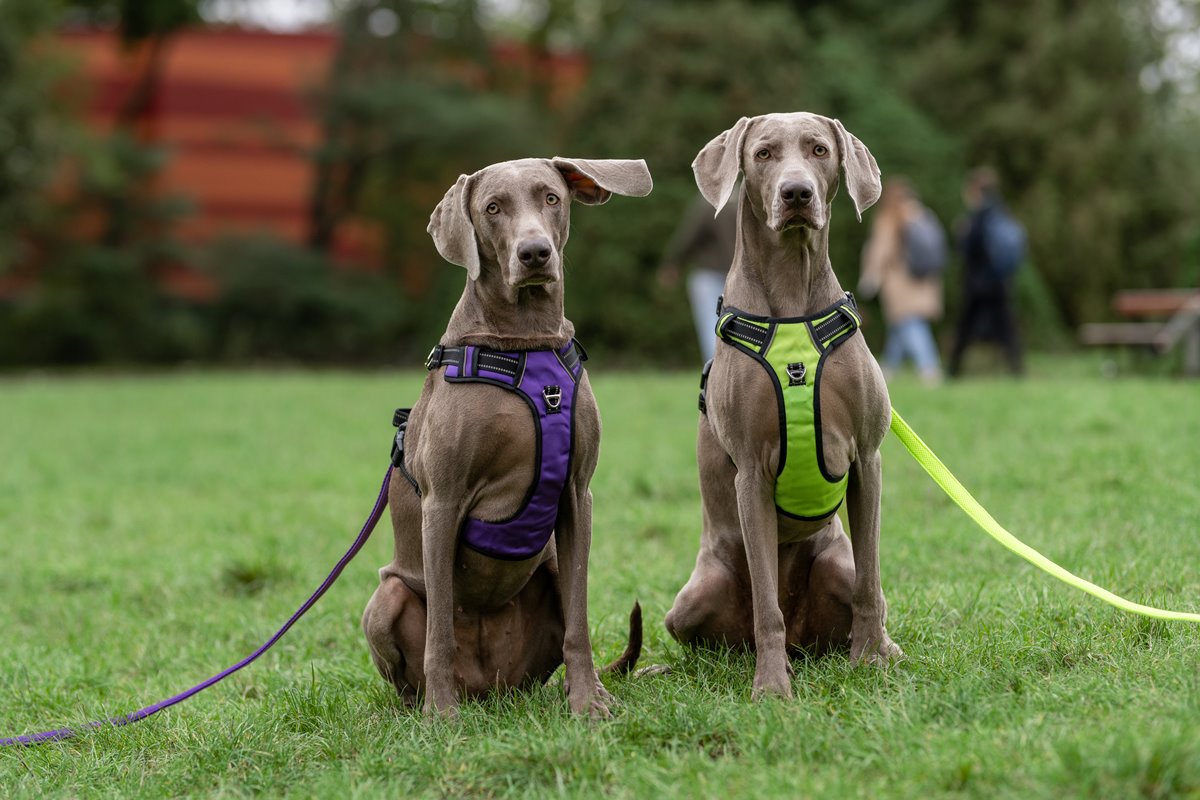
(786, 362), (807, 386)
(543, 385), (562, 413)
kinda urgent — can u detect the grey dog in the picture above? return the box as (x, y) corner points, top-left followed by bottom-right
(665, 113), (903, 700)
(362, 157), (653, 719)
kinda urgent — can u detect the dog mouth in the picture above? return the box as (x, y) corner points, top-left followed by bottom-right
(515, 272), (558, 288)
(772, 209), (823, 233)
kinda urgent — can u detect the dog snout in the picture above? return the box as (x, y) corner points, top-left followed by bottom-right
(779, 180), (815, 207)
(516, 238), (553, 270)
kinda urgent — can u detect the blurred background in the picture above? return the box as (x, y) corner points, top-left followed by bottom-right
(0, 0), (1197, 368)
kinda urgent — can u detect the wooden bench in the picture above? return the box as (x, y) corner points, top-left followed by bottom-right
(1079, 289), (1200, 376)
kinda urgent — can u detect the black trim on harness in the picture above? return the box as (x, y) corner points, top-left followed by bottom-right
(712, 292), (862, 509)
(418, 338), (588, 561)
(390, 407), (421, 495)
(427, 340), (586, 385)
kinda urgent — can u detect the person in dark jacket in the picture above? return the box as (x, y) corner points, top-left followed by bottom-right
(948, 167), (1024, 376)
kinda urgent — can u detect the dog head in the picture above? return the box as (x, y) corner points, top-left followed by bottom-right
(692, 112), (880, 232)
(428, 157), (653, 287)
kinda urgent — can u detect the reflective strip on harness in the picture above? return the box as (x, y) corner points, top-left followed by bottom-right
(714, 295), (861, 520)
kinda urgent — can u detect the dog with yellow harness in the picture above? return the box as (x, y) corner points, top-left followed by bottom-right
(665, 112), (903, 700)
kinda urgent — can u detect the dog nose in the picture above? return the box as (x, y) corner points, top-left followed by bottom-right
(517, 238), (553, 269)
(780, 180), (815, 207)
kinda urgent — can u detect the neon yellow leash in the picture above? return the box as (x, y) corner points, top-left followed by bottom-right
(889, 407), (1200, 623)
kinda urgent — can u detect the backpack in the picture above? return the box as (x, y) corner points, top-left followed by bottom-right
(983, 206), (1026, 278)
(902, 207), (948, 279)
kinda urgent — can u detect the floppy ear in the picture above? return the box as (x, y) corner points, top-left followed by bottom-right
(828, 118), (881, 222)
(427, 172), (481, 280)
(550, 157), (654, 205)
(692, 116), (751, 214)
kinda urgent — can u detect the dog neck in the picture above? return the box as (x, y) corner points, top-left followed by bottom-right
(723, 190), (847, 318)
(442, 265), (575, 351)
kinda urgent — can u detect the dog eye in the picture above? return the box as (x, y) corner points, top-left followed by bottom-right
(813, 145), (829, 157)
(545, 193), (559, 206)
(755, 148), (771, 161)
(485, 202), (500, 215)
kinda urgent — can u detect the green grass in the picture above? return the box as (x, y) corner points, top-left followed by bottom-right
(2, 360), (1199, 798)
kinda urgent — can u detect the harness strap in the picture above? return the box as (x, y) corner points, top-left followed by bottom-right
(716, 292), (861, 356)
(426, 345), (521, 376)
(710, 292), (862, 520)
(426, 340), (587, 376)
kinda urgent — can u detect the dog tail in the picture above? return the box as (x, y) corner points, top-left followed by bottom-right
(600, 601), (642, 675)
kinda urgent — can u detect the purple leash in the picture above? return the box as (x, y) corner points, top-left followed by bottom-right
(2, 467), (393, 747)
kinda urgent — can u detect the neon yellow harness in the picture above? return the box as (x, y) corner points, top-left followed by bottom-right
(707, 296), (1200, 622)
(710, 294), (862, 520)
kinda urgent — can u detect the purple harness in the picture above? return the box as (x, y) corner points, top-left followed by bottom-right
(415, 340), (585, 560)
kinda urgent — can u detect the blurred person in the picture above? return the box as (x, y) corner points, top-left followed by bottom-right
(948, 166), (1026, 377)
(858, 177), (945, 384)
(658, 193), (739, 362)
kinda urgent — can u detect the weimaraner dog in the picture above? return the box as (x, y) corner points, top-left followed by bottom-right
(665, 113), (903, 699)
(363, 157), (653, 718)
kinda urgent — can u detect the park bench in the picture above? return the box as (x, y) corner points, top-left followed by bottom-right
(1078, 289), (1200, 376)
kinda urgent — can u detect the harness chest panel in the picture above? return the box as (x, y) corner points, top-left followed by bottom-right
(711, 296), (861, 520)
(409, 341), (585, 560)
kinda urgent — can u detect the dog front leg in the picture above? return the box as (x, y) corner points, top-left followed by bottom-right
(735, 469), (792, 700)
(555, 484), (613, 719)
(421, 497), (463, 718)
(845, 450), (903, 666)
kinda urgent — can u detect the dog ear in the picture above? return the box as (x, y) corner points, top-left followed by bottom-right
(692, 116), (751, 214)
(427, 172), (481, 280)
(550, 158), (654, 205)
(828, 118), (881, 222)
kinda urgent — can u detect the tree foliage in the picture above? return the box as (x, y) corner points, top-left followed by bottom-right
(3, 0), (1198, 366)
(0, 0), (72, 271)
(555, 0), (1200, 361)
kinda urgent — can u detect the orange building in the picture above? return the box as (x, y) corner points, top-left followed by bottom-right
(46, 26), (588, 300)
(61, 26), (337, 249)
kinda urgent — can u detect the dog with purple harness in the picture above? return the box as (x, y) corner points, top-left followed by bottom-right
(362, 157), (653, 719)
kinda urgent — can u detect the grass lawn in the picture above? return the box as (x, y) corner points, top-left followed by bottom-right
(1, 359), (1199, 798)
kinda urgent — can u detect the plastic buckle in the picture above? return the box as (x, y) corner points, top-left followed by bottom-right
(543, 385), (562, 414)
(698, 358), (713, 414)
(786, 362), (807, 386)
(390, 408), (411, 468)
(424, 345), (444, 371)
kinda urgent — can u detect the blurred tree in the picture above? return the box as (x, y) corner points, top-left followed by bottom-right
(821, 0), (1200, 324)
(560, 0), (957, 362)
(0, 0), (72, 273)
(308, 0), (545, 338)
(65, 0), (200, 248)
(559, 0), (1199, 359)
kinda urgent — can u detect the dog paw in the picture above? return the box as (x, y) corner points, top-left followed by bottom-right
(565, 673), (615, 720)
(850, 628), (904, 667)
(421, 685), (460, 720)
(632, 664), (673, 678)
(751, 666), (793, 701)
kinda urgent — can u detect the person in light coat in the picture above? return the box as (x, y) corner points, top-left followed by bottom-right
(859, 177), (944, 384)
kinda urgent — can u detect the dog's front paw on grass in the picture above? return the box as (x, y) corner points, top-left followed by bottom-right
(564, 673), (615, 720)
(850, 628), (904, 667)
(751, 661), (793, 701)
(422, 685), (461, 721)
